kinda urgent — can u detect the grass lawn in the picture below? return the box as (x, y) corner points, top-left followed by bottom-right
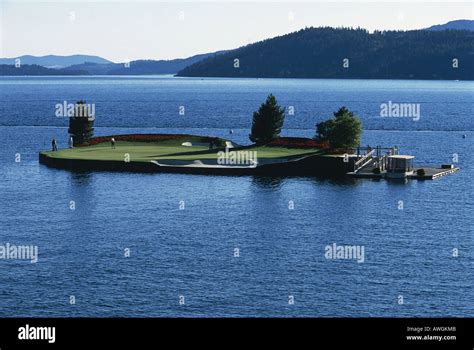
(41, 138), (321, 163)
(42, 141), (209, 161)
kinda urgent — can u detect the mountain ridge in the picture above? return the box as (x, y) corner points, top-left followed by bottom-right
(62, 51), (228, 75)
(0, 51), (228, 75)
(0, 54), (112, 68)
(424, 19), (474, 31)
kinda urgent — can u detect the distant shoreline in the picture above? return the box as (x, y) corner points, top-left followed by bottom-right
(0, 73), (472, 82)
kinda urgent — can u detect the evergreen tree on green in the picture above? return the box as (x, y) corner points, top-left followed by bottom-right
(249, 94), (285, 144)
(315, 107), (362, 148)
(68, 100), (95, 146)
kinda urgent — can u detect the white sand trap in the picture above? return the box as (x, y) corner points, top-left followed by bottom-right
(149, 153), (317, 170)
(150, 160), (258, 169)
(181, 141), (213, 147)
(225, 141), (234, 148)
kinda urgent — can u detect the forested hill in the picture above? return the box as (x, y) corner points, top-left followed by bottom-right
(176, 27), (474, 80)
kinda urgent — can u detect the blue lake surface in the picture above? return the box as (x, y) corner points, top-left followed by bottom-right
(0, 76), (472, 317)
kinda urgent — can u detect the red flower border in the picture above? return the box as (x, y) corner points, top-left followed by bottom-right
(266, 137), (330, 149)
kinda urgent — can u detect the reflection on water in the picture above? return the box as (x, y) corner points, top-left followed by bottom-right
(68, 171), (94, 186)
(385, 177), (409, 185)
(66, 171), (97, 215)
(251, 175), (359, 190)
(251, 176), (286, 190)
(307, 175), (359, 187)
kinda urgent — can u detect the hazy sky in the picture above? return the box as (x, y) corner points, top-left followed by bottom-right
(1, 1), (472, 62)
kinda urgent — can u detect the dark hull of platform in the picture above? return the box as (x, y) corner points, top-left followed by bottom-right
(39, 153), (351, 177)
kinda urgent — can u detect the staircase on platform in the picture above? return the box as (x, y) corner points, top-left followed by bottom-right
(352, 146), (398, 173)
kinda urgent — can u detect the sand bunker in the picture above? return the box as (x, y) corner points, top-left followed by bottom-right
(150, 159), (257, 169)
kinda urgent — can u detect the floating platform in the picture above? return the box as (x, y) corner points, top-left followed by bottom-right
(38, 152), (350, 176)
(408, 167), (460, 180)
(38, 138), (459, 181)
(348, 167), (459, 180)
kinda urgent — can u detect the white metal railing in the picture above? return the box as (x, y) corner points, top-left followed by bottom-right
(354, 149), (375, 172)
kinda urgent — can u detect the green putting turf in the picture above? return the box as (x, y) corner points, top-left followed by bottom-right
(41, 140), (321, 163)
(42, 141), (210, 161)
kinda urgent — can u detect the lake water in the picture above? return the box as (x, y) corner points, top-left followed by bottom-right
(0, 76), (472, 317)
